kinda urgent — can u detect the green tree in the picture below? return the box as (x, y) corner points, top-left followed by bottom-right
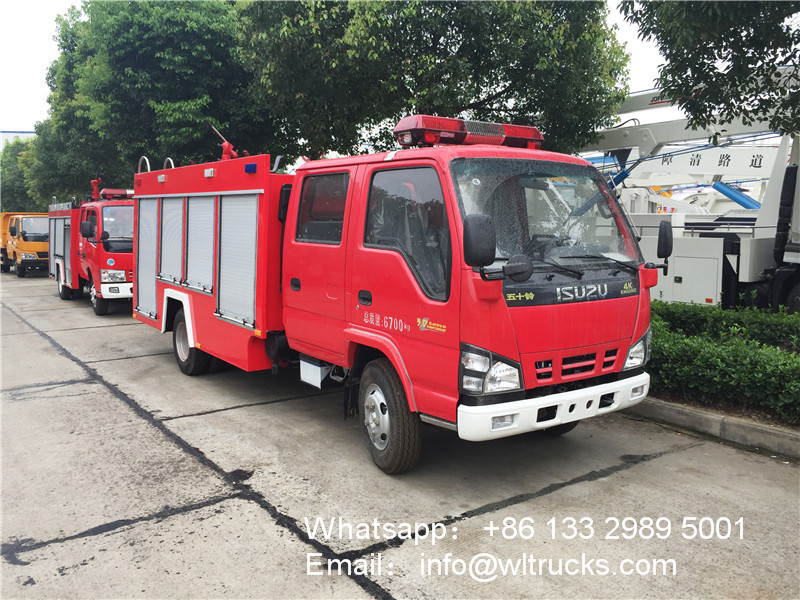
(78, 0), (299, 166)
(239, 0), (628, 156)
(1, 138), (41, 212)
(621, 1), (800, 134)
(26, 6), (135, 202)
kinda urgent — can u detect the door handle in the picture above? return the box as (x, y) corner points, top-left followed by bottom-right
(290, 277), (301, 291)
(358, 290), (372, 306)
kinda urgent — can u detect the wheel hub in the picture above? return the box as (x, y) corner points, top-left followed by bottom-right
(363, 384), (390, 451)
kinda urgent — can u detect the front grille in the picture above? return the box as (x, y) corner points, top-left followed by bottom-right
(37, 252), (48, 259)
(533, 347), (621, 384)
(562, 353), (596, 376)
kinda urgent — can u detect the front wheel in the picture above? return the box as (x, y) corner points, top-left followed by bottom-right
(541, 421), (579, 437)
(16, 265), (26, 278)
(90, 282), (109, 315)
(360, 358), (421, 474)
(172, 308), (211, 376)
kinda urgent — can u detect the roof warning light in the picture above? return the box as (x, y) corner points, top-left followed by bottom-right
(393, 115), (544, 149)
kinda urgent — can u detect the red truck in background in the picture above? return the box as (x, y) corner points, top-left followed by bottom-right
(49, 178), (135, 315)
(133, 115), (673, 473)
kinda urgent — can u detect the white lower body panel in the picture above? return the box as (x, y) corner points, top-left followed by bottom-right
(100, 282), (133, 299)
(457, 372), (650, 441)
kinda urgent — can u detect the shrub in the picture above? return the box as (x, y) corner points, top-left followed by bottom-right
(651, 300), (800, 352)
(649, 312), (800, 425)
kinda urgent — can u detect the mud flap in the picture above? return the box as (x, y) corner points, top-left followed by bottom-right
(343, 375), (360, 419)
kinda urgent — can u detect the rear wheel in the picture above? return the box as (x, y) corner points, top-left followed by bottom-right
(0, 262), (9, 273)
(785, 281), (800, 314)
(360, 358), (421, 474)
(57, 267), (73, 300)
(172, 308), (211, 376)
(541, 421), (579, 437)
(89, 280), (109, 315)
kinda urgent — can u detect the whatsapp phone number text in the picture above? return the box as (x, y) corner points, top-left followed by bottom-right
(484, 516), (744, 541)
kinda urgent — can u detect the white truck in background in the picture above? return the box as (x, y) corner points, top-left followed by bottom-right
(583, 89), (799, 311)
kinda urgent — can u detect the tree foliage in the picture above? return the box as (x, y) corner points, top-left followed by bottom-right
(26, 0), (631, 200)
(621, 1), (800, 134)
(78, 0), (298, 166)
(1, 138), (40, 212)
(239, 0), (628, 156)
(29, 1), (299, 202)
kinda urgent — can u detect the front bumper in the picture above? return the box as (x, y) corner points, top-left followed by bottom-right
(19, 259), (48, 270)
(100, 282), (133, 299)
(457, 372), (649, 441)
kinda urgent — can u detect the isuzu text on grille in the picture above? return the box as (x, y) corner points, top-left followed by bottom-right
(556, 284), (609, 302)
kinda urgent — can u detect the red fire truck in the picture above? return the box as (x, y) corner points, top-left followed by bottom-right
(49, 178), (135, 315)
(133, 115), (672, 473)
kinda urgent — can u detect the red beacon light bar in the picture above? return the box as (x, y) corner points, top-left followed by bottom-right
(99, 188), (134, 200)
(393, 115), (544, 149)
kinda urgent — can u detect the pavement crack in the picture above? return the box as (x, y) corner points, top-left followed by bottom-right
(84, 351), (173, 364)
(1, 493), (241, 565)
(2, 378), (95, 394)
(160, 390), (338, 421)
(1, 302), (396, 600)
(339, 441), (704, 561)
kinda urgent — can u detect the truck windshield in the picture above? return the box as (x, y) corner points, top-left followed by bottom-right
(21, 217), (49, 241)
(450, 158), (641, 269)
(102, 205), (134, 253)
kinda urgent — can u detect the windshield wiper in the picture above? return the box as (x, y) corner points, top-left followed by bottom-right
(562, 254), (638, 274)
(534, 258), (583, 280)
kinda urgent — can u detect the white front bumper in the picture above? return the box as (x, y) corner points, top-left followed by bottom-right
(100, 282), (133, 299)
(457, 372), (650, 441)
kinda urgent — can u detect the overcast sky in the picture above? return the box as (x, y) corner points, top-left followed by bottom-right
(0, 0), (664, 135)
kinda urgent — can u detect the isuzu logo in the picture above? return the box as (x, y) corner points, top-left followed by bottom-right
(556, 284), (609, 302)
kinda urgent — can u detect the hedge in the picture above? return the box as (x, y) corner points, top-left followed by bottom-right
(648, 308), (800, 426)
(651, 300), (800, 352)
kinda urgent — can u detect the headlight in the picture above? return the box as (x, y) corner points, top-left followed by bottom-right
(624, 327), (652, 370)
(100, 269), (127, 283)
(460, 345), (523, 395)
(486, 361), (521, 393)
(21, 253), (38, 260)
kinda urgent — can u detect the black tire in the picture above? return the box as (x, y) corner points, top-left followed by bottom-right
(0, 263), (9, 273)
(785, 281), (800, 315)
(16, 265), (26, 278)
(541, 421), (579, 437)
(89, 281), (109, 315)
(57, 267), (73, 300)
(172, 308), (211, 376)
(360, 358), (421, 474)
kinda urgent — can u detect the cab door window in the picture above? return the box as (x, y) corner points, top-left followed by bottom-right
(296, 172), (349, 244)
(83, 209), (98, 241)
(365, 167), (450, 301)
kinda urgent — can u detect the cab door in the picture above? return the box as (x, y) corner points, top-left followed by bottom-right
(282, 168), (353, 365)
(348, 164), (460, 419)
(79, 207), (99, 280)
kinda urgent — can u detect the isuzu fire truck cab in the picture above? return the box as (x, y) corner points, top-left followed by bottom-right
(133, 115), (672, 473)
(49, 179), (135, 315)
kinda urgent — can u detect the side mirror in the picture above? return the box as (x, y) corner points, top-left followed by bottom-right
(9, 226), (16, 237)
(463, 214), (496, 268)
(20, 231), (28, 241)
(645, 220), (673, 275)
(278, 184), (292, 223)
(80, 221), (95, 239)
(101, 230), (110, 241)
(657, 220), (673, 259)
